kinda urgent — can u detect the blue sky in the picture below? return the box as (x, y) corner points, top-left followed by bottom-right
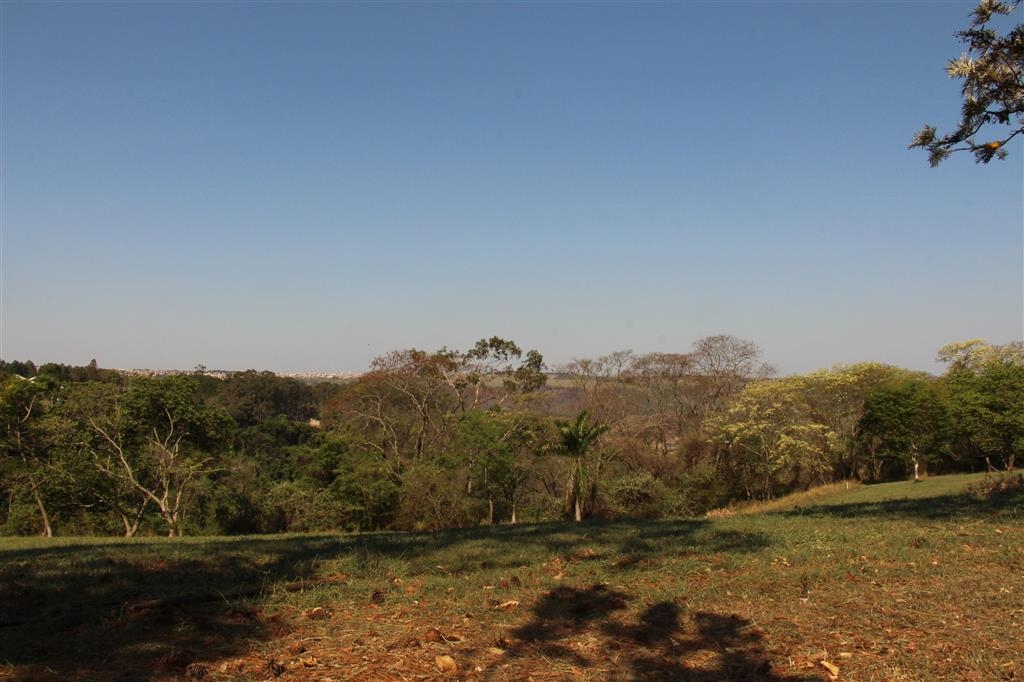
(2, 1), (1021, 375)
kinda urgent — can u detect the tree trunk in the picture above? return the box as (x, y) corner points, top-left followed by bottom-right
(120, 500), (147, 538)
(574, 497), (582, 523)
(564, 466), (578, 519)
(487, 498), (494, 525)
(28, 476), (52, 538)
(162, 509), (182, 537)
(510, 502), (517, 525)
(414, 408), (429, 460)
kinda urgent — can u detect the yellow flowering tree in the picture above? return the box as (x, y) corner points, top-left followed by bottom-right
(709, 378), (830, 500)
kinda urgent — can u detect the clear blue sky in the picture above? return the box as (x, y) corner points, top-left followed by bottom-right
(2, 1), (1021, 375)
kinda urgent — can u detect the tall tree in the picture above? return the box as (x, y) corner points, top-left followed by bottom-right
(940, 339), (1024, 470)
(325, 337), (544, 465)
(554, 410), (609, 522)
(709, 378), (829, 500)
(686, 335), (776, 439)
(1, 375), (56, 536)
(801, 363), (914, 481)
(454, 410), (546, 525)
(857, 377), (952, 480)
(62, 377), (232, 536)
(460, 337), (546, 408)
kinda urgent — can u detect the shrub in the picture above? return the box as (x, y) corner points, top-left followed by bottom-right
(607, 472), (675, 519)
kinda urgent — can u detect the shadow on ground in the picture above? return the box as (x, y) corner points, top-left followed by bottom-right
(781, 487), (1024, 521)
(508, 584), (817, 680)
(0, 541), (317, 680)
(0, 519), (772, 678)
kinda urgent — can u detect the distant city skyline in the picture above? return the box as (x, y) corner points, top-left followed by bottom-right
(2, 1), (1021, 377)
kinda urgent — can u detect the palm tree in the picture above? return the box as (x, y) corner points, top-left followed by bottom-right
(554, 410), (609, 522)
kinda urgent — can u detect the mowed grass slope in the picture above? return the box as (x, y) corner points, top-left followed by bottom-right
(1, 473), (1021, 681)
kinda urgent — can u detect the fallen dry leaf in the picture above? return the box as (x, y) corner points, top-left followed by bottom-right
(185, 662), (209, 680)
(435, 655), (458, 674)
(261, 660), (286, 679)
(305, 607), (332, 620)
(820, 659), (840, 679)
(495, 600), (520, 610)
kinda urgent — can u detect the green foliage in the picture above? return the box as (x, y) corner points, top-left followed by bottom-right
(212, 370), (317, 427)
(857, 376), (952, 479)
(188, 478), (262, 535)
(52, 377), (235, 536)
(451, 410), (516, 523)
(675, 465), (737, 516)
(261, 480), (346, 533)
(911, 0), (1023, 165)
(329, 449), (401, 532)
(1, 373), (61, 535)
(554, 410), (610, 458)
(37, 360), (122, 384)
(1, 496), (46, 536)
(941, 340), (1024, 469)
(0, 359), (38, 379)
(553, 410), (610, 520)
(123, 375), (234, 451)
(800, 363), (915, 480)
(4, 335), (1021, 537)
(710, 377), (831, 500)
(394, 461), (483, 531)
(606, 471), (676, 519)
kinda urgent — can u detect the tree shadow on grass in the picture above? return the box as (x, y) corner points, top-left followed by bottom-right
(781, 489), (1024, 521)
(511, 583), (631, 665)
(324, 517), (770, 575)
(509, 586), (817, 681)
(0, 539), (335, 680)
(0, 519), (772, 679)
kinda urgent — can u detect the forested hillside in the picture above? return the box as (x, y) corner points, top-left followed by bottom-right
(2, 335), (1021, 537)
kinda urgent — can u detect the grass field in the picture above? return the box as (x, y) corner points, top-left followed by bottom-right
(1, 472), (1022, 681)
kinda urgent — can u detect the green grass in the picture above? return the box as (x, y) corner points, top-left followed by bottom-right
(2, 473), (1022, 681)
(734, 471), (1009, 514)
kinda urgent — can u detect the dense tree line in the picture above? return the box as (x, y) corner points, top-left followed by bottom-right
(2, 336), (1021, 537)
